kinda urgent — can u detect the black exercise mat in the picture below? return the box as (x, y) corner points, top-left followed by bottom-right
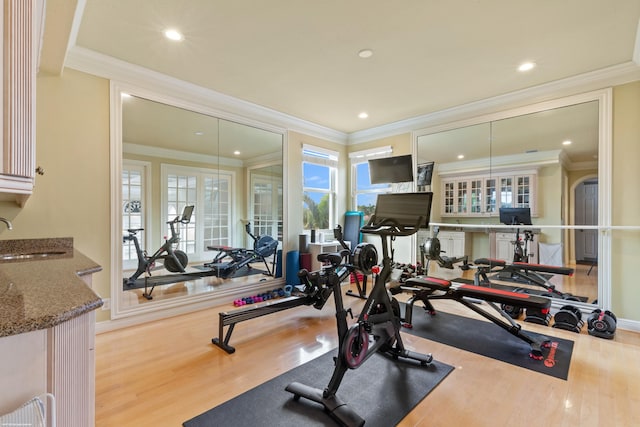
(183, 350), (454, 427)
(123, 267), (265, 291)
(401, 306), (573, 380)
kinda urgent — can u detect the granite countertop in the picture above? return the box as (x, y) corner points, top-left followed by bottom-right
(0, 238), (103, 337)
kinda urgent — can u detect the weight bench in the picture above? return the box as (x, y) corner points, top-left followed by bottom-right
(399, 276), (552, 359)
(473, 258), (576, 299)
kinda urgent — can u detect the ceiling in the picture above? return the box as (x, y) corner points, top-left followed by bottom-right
(44, 0), (640, 135)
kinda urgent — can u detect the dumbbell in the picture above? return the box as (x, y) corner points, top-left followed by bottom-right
(552, 305), (584, 333)
(587, 309), (617, 339)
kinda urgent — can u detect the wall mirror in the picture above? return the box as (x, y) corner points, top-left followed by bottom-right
(111, 88), (284, 318)
(415, 90), (610, 310)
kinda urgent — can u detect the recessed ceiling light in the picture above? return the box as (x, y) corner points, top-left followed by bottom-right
(233, 150), (241, 155)
(562, 140), (572, 146)
(164, 28), (184, 41)
(457, 154), (464, 159)
(358, 112), (369, 119)
(195, 131), (204, 136)
(358, 49), (373, 58)
(518, 61), (536, 72)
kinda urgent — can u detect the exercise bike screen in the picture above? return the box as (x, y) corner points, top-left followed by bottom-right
(373, 192), (433, 228)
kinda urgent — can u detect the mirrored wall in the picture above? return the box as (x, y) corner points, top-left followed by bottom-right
(414, 90), (611, 310)
(111, 87), (284, 318)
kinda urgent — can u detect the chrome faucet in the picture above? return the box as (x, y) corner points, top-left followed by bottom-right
(0, 217), (12, 230)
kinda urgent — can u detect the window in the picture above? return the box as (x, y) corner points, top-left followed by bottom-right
(162, 164), (234, 262)
(350, 146), (393, 221)
(302, 145), (338, 231)
(250, 173), (283, 242)
(122, 160), (150, 269)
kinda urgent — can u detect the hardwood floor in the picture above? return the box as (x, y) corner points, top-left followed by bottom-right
(95, 280), (640, 427)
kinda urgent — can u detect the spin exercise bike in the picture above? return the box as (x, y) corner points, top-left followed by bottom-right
(286, 193), (435, 427)
(123, 205), (194, 297)
(204, 222), (278, 279)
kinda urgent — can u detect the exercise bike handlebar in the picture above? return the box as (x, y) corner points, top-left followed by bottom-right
(361, 215), (424, 237)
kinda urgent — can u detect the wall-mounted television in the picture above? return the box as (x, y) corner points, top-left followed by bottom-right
(499, 207), (532, 225)
(368, 154), (413, 184)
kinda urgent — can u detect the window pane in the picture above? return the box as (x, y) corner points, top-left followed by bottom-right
(303, 162), (330, 190)
(356, 162), (388, 191)
(303, 191), (330, 229)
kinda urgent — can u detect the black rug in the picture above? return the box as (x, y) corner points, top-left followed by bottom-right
(123, 267), (265, 291)
(183, 350), (454, 427)
(401, 306), (573, 380)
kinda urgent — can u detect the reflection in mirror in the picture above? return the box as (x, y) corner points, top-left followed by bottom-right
(119, 95), (283, 311)
(416, 100), (600, 306)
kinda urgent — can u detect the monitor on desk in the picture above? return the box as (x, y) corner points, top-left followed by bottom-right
(499, 207), (532, 226)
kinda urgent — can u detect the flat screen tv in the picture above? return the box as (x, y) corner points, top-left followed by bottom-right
(372, 192), (433, 228)
(499, 207), (532, 225)
(368, 154), (413, 184)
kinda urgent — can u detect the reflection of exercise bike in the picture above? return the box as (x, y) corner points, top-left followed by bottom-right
(286, 193), (434, 427)
(512, 228), (534, 263)
(123, 205), (194, 288)
(204, 222), (278, 279)
(421, 226), (470, 271)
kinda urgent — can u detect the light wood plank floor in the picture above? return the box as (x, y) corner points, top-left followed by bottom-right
(96, 277), (640, 427)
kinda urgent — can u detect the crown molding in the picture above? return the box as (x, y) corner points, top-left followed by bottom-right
(123, 143), (243, 167)
(65, 46), (348, 144)
(437, 150), (561, 176)
(349, 62), (640, 145)
(65, 46), (639, 147)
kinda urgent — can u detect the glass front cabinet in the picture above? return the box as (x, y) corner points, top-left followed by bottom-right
(441, 169), (537, 218)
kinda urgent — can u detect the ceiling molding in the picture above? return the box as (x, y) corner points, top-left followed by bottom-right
(123, 143), (243, 167)
(65, 46), (639, 148)
(349, 62), (640, 145)
(437, 150), (561, 176)
(65, 46), (348, 145)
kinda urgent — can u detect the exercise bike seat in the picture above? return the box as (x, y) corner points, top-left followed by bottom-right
(317, 250), (349, 267)
(126, 228), (144, 234)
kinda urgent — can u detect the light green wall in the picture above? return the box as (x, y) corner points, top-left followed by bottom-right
(611, 81), (640, 319)
(2, 68), (639, 322)
(0, 69), (112, 322)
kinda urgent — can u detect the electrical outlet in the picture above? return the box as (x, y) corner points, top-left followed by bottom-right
(102, 298), (111, 311)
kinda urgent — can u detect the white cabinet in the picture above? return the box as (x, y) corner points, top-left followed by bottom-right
(441, 170), (537, 218)
(493, 231), (538, 263)
(437, 231), (470, 258)
(0, 0), (37, 206)
(308, 241), (350, 271)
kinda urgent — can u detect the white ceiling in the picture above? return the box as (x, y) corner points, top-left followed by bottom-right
(55, 0), (640, 135)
